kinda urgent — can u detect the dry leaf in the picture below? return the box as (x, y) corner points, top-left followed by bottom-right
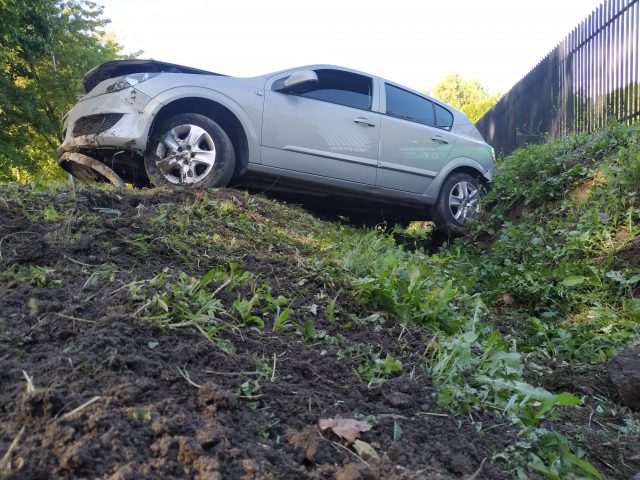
(318, 417), (371, 443)
(194, 191), (208, 199)
(353, 439), (380, 460)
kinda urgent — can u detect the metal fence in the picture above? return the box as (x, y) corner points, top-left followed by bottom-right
(476, 0), (640, 155)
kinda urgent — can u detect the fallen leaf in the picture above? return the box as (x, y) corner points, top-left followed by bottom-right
(353, 439), (380, 460)
(318, 417), (371, 443)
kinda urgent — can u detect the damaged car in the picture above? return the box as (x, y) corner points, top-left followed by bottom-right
(58, 59), (495, 233)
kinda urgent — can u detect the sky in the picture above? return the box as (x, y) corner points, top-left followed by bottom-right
(99, 0), (604, 94)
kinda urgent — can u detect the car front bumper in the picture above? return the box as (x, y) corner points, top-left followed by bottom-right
(483, 164), (496, 182)
(57, 86), (154, 158)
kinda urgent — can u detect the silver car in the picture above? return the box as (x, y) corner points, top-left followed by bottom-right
(58, 60), (495, 233)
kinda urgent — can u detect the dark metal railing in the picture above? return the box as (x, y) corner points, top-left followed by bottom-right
(476, 0), (639, 155)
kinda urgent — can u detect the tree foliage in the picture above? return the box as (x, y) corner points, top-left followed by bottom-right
(0, 0), (124, 181)
(429, 72), (501, 124)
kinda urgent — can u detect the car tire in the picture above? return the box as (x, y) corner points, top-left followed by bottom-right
(144, 113), (235, 188)
(430, 172), (481, 235)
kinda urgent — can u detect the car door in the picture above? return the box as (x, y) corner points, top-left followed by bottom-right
(377, 82), (456, 194)
(261, 68), (380, 185)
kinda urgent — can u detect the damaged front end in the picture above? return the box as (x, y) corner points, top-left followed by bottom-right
(57, 80), (155, 186)
(58, 149), (150, 187)
(58, 60), (227, 186)
(57, 62), (175, 186)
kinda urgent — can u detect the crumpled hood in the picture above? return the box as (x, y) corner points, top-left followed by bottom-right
(82, 59), (226, 93)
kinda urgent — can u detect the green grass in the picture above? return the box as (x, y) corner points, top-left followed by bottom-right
(121, 124), (639, 476)
(311, 122), (640, 478)
(2, 265), (63, 287)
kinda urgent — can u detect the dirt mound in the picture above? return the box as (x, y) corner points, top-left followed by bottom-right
(609, 343), (640, 411)
(0, 185), (512, 479)
(616, 235), (640, 271)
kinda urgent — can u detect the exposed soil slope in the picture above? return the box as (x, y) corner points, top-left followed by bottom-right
(0, 186), (511, 479)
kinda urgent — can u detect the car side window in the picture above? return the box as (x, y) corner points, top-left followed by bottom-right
(274, 69), (372, 110)
(434, 103), (454, 130)
(385, 83), (435, 127)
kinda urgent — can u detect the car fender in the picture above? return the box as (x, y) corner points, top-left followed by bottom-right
(423, 157), (491, 202)
(141, 86), (261, 162)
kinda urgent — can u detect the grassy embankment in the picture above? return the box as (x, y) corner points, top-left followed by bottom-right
(1, 123), (638, 478)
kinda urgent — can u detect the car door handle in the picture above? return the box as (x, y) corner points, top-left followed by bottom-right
(353, 117), (376, 127)
(431, 135), (449, 144)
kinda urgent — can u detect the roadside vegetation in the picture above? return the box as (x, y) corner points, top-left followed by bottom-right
(0, 0), (127, 182)
(1, 124), (638, 478)
(333, 121), (640, 478)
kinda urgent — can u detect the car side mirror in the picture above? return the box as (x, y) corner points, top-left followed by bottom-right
(274, 70), (319, 94)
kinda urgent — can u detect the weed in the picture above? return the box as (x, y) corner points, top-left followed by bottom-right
(252, 353), (279, 382)
(130, 268), (226, 334)
(325, 293), (339, 322)
(300, 317), (316, 341)
(82, 262), (118, 287)
(42, 204), (60, 221)
(272, 306), (292, 332)
(4, 124), (637, 478)
(130, 407), (151, 422)
(233, 294), (264, 327)
(3, 265), (62, 287)
(237, 378), (262, 404)
(258, 410), (279, 439)
(350, 346), (403, 386)
(127, 234), (155, 255)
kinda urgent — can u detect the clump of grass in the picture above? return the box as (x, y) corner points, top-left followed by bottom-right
(2, 265), (63, 287)
(130, 267), (229, 335)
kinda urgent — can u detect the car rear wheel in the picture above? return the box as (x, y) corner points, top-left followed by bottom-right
(430, 172), (481, 235)
(144, 113), (235, 188)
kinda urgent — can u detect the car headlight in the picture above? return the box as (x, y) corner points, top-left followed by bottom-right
(106, 72), (160, 93)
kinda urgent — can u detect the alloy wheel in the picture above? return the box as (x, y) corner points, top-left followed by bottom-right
(448, 180), (480, 222)
(153, 124), (217, 184)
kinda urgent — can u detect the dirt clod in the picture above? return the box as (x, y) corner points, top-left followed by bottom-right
(335, 462), (373, 480)
(196, 383), (237, 412)
(286, 427), (320, 462)
(609, 344), (640, 411)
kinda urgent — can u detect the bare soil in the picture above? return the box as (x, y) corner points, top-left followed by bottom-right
(0, 186), (513, 479)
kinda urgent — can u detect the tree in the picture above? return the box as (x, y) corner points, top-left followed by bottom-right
(429, 72), (501, 124)
(0, 0), (125, 181)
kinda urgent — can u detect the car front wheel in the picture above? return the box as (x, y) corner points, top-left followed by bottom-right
(144, 113), (235, 188)
(430, 172), (481, 234)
